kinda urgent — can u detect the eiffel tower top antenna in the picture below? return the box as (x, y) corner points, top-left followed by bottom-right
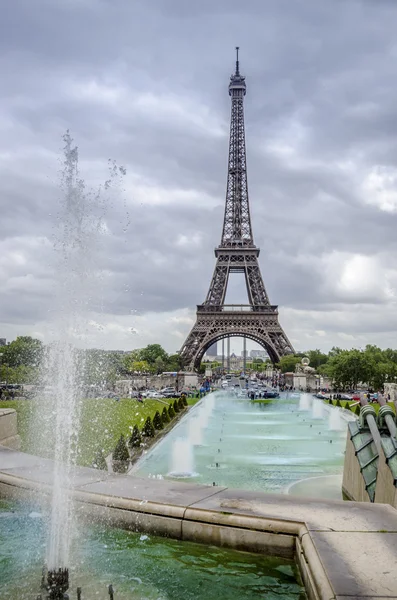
(235, 46), (240, 75)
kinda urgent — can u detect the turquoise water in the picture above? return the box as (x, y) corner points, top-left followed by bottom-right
(0, 500), (305, 600)
(134, 391), (349, 498)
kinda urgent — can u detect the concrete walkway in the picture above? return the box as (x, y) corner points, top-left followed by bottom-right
(0, 445), (396, 600)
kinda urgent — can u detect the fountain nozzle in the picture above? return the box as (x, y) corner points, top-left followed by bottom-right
(42, 567), (69, 599)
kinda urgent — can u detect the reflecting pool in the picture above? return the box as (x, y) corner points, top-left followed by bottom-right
(0, 501), (305, 600)
(134, 391), (351, 498)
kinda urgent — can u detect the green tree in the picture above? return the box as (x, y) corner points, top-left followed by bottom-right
(153, 410), (164, 430)
(168, 404), (175, 419)
(128, 425), (142, 449)
(306, 349), (328, 370)
(92, 448), (108, 470)
(277, 355), (302, 373)
(325, 349), (372, 390)
(155, 356), (166, 374)
(132, 360), (152, 373)
(112, 435), (129, 472)
(2, 336), (43, 369)
(142, 416), (155, 437)
(162, 406), (170, 423)
(166, 353), (183, 372)
(140, 344), (168, 366)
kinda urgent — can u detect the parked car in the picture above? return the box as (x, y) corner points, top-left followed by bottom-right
(263, 391), (280, 399)
(162, 390), (178, 398)
(161, 387), (178, 397)
(141, 389), (157, 398)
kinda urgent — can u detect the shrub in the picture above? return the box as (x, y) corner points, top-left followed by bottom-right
(173, 399), (180, 413)
(153, 410), (164, 430)
(112, 435), (130, 473)
(92, 448), (108, 471)
(178, 397), (185, 410)
(354, 405), (361, 416)
(168, 404), (175, 419)
(128, 425), (142, 449)
(344, 402), (351, 411)
(182, 395), (188, 407)
(142, 416), (155, 437)
(162, 406), (170, 424)
(335, 399), (341, 408)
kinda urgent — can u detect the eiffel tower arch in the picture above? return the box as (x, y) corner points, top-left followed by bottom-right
(180, 49), (294, 371)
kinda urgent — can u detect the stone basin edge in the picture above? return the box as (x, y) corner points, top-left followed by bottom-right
(0, 466), (335, 600)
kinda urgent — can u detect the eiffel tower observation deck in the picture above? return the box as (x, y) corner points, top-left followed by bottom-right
(180, 49), (294, 370)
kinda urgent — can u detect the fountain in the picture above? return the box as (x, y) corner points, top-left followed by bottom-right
(168, 437), (195, 477)
(188, 417), (203, 445)
(328, 407), (343, 431)
(312, 399), (324, 419)
(26, 133), (124, 596)
(299, 394), (311, 411)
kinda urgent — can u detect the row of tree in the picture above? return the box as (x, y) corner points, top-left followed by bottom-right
(0, 337), (183, 387)
(3, 336), (397, 392)
(277, 345), (397, 391)
(94, 396), (188, 472)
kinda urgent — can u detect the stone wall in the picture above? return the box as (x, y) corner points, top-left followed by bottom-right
(342, 435), (370, 503)
(0, 409), (20, 449)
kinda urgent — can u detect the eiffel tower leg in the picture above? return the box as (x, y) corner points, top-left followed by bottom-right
(180, 309), (293, 372)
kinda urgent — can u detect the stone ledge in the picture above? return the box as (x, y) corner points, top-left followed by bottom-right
(1, 446), (397, 600)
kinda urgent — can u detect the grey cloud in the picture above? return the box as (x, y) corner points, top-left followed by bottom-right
(2, 0), (397, 351)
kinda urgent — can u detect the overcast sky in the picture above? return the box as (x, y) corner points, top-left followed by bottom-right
(1, 0), (397, 355)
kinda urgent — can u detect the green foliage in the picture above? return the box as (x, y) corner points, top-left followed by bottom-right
(123, 345), (183, 374)
(1, 336), (43, 369)
(92, 448), (108, 470)
(83, 348), (125, 385)
(173, 399), (180, 413)
(178, 397), (184, 410)
(181, 395), (188, 407)
(168, 404), (175, 419)
(142, 416), (155, 437)
(153, 410), (163, 430)
(276, 355), (302, 373)
(128, 425), (142, 449)
(354, 405), (361, 416)
(305, 349), (328, 370)
(0, 364), (39, 385)
(112, 435), (129, 462)
(162, 406), (170, 423)
(140, 344), (168, 366)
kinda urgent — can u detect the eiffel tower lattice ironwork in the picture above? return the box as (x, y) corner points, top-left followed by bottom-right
(180, 49), (294, 370)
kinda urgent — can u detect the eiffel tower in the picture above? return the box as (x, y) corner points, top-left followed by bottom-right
(180, 49), (294, 370)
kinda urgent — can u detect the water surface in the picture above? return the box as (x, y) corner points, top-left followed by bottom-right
(134, 391), (349, 498)
(0, 501), (305, 600)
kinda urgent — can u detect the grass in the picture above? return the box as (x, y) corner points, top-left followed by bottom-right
(0, 396), (191, 467)
(325, 399), (396, 414)
(186, 396), (202, 406)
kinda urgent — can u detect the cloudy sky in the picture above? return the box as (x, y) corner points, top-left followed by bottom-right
(1, 0), (397, 355)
